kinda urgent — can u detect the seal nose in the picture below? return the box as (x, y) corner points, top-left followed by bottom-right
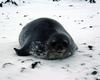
(56, 45), (63, 51)
(51, 42), (65, 50)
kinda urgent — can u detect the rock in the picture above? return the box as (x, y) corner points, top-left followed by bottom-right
(89, 26), (93, 28)
(88, 45), (93, 50)
(96, 78), (100, 80)
(31, 61), (41, 69)
(2, 63), (14, 68)
(20, 67), (26, 72)
(91, 71), (98, 75)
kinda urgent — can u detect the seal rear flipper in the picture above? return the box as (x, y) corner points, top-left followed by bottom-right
(14, 48), (31, 56)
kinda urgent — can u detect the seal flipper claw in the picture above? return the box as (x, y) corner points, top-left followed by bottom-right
(14, 48), (31, 56)
(14, 48), (20, 54)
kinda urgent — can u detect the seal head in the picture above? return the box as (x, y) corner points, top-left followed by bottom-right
(45, 33), (71, 59)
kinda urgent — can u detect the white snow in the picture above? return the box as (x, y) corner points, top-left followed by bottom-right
(0, 0), (100, 80)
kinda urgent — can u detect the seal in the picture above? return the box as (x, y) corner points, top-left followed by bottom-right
(14, 18), (78, 60)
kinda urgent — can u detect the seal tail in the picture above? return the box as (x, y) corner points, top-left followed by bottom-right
(14, 48), (21, 56)
(14, 48), (19, 52)
(14, 48), (31, 56)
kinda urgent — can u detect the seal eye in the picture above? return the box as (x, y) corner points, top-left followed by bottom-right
(63, 41), (68, 47)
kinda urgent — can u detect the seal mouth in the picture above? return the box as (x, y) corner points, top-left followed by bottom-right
(46, 49), (67, 60)
(46, 52), (64, 60)
(57, 51), (62, 53)
(46, 51), (72, 60)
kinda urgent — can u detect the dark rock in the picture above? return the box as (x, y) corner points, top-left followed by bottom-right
(24, 15), (28, 17)
(89, 0), (96, 3)
(20, 67), (26, 72)
(68, 5), (73, 7)
(0, 2), (3, 7)
(19, 23), (23, 26)
(97, 12), (100, 14)
(83, 43), (87, 45)
(89, 26), (93, 28)
(53, 0), (60, 2)
(82, 27), (86, 29)
(23, 1), (25, 3)
(5, 0), (10, 4)
(2, 37), (6, 38)
(74, 20), (76, 22)
(2, 63), (14, 68)
(5, 0), (18, 6)
(81, 20), (84, 22)
(81, 63), (86, 66)
(31, 61), (41, 69)
(21, 59), (34, 63)
(89, 55), (93, 58)
(96, 78), (100, 80)
(2, 13), (4, 15)
(61, 67), (66, 69)
(91, 71), (98, 75)
(88, 45), (93, 50)
(12, 1), (18, 6)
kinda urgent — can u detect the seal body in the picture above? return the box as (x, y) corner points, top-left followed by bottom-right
(14, 18), (78, 60)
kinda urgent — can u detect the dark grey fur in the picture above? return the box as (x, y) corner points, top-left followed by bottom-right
(14, 18), (78, 60)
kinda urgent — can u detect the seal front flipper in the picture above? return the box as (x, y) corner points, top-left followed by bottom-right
(14, 48), (31, 56)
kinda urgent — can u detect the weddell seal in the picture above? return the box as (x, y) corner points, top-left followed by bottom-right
(14, 18), (78, 60)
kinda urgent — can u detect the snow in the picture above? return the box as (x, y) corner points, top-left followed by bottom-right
(0, 0), (100, 80)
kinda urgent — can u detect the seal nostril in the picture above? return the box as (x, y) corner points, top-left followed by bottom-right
(58, 51), (62, 53)
(57, 45), (63, 50)
(51, 42), (57, 47)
